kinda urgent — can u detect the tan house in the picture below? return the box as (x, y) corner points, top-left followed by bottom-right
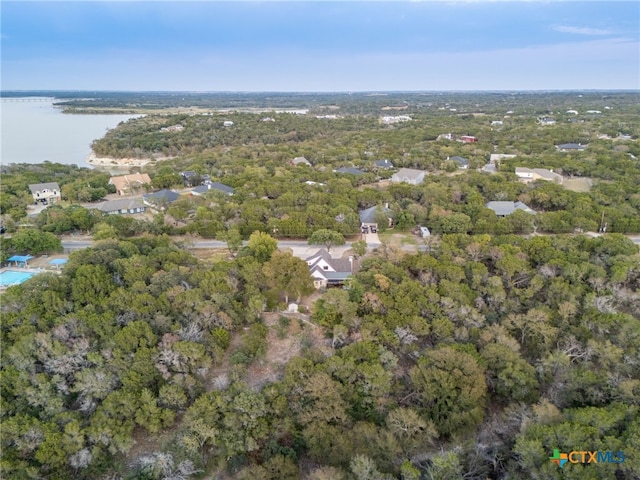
(109, 173), (152, 196)
(29, 182), (61, 204)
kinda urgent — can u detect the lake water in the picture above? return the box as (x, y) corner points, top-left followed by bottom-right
(0, 98), (138, 168)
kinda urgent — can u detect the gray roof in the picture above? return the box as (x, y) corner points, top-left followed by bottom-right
(306, 248), (353, 273)
(335, 167), (365, 175)
(96, 198), (145, 213)
(359, 205), (393, 224)
(392, 168), (427, 182)
(485, 201), (535, 216)
(208, 182), (234, 194)
(375, 159), (394, 169)
(450, 156), (469, 166)
(143, 189), (180, 203)
(556, 143), (586, 150)
(28, 182), (60, 194)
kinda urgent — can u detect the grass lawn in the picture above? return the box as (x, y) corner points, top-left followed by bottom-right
(378, 231), (419, 246)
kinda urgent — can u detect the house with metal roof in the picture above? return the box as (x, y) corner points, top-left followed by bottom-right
(391, 168), (427, 185)
(334, 167), (366, 175)
(191, 182), (234, 196)
(485, 201), (536, 217)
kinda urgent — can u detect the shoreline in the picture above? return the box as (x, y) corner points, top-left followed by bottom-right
(86, 152), (176, 168)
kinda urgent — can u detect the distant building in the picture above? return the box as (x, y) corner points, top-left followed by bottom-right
(515, 167), (563, 184)
(334, 167), (365, 175)
(485, 201), (536, 217)
(556, 143), (587, 152)
(448, 156), (469, 170)
(291, 156), (312, 167)
(374, 159), (394, 170)
(538, 117), (556, 125)
(191, 182), (234, 196)
(381, 115), (411, 124)
(109, 173), (152, 196)
(391, 168), (427, 185)
(29, 182), (61, 204)
(223, 121), (234, 127)
(460, 135), (477, 143)
(489, 154), (517, 163)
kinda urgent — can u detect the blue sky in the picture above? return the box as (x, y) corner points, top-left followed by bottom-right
(2, 1), (638, 91)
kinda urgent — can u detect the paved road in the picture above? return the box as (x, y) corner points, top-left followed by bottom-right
(60, 233), (640, 256)
(61, 238), (365, 259)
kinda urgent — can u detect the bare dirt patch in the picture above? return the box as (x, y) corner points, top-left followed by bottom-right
(245, 312), (330, 389)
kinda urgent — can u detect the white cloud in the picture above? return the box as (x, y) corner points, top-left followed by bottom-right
(553, 25), (613, 35)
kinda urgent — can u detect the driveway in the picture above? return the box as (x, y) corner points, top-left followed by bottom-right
(362, 232), (381, 247)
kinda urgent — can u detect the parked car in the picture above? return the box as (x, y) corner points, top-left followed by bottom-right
(371, 226), (377, 233)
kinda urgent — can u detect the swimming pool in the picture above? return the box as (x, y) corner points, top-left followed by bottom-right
(0, 270), (35, 287)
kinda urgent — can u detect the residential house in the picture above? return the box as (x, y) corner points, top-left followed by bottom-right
(374, 159), (394, 170)
(460, 135), (477, 143)
(334, 167), (365, 175)
(538, 117), (556, 126)
(291, 156), (312, 167)
(391, 168), (427, 185)
(381, 115), (411, 124)
(515, 167), (563, 184)
(448, 156), (469, 170)
(96, 198), (146, 215)
(29, 182), (61, 204)
(109, 173), (152, 196)
(489, 154), (517, 164)
(480, 163), (497, 174)
(143, 189), (180, 209)
(359, 204), (393, 230)
(491, 120), (503, 126)
(556, 143), (587, 152)
(305, 248), (354, 289)
(223, 121), (234, 127)
(191, 182), (234, 196)
(485, 201), (536, 217)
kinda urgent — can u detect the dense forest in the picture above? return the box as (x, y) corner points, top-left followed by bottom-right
(1, 91), (639, 479)
(1, 233), (639, 479)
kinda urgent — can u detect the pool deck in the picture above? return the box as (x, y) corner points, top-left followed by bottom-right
(0, 254), (69, 290)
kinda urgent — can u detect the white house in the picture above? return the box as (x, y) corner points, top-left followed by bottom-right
(29, 183), (61, 205)
(305, 249), (354, 289)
